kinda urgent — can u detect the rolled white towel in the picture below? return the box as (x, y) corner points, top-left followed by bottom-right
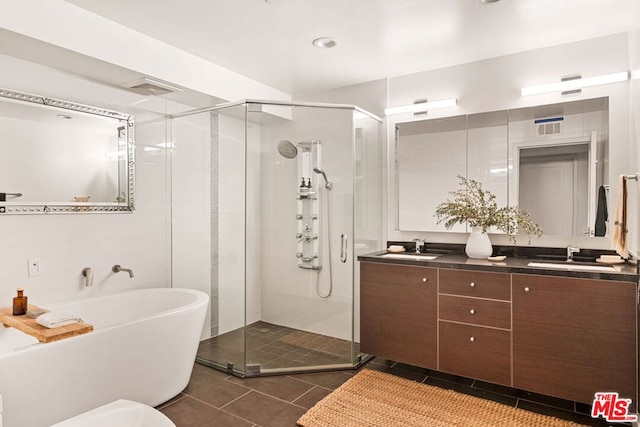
(36, 312), (82, 329)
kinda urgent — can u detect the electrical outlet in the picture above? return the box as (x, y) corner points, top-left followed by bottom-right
(27, 258), (41, 277)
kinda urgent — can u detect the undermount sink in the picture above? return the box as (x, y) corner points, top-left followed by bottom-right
(382, 253), (438, 261)
(527, 261), (617, 272)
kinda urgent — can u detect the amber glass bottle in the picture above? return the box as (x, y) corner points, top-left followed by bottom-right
(12, 287), (27, 315)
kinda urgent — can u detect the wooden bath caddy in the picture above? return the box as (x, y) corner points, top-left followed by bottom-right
(0, 305), (93, 343)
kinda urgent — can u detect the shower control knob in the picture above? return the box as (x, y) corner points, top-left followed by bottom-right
(296, 252), (303, 258)
(295, 233), (302, 238)
(304, 224), (311, 232)
(295, 214), (303, 220)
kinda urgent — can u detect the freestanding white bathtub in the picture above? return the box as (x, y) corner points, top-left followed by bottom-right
(0, 287), (209, 427)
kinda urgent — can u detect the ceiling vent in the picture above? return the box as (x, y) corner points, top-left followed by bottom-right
(535, 117), (563, 136)
(124, 77), (183, 96)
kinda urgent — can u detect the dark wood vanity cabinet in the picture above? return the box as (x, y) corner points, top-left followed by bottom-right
(438, 269), (512, 385)
(512, 273), (637, 405)
(360, 262), (437, 369)
(360, 261), (638, 406)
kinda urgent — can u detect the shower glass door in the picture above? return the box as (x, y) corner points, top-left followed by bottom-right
(244, 102), (356, 374)
(174, 100), (382, 377)
(172, 103), (249, 375)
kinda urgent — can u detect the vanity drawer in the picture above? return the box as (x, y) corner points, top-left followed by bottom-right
(361, 262), (437, 288)
(439, 295), (511, 329)
(439, 321), (511, 386)
(439, 269), (510, 300)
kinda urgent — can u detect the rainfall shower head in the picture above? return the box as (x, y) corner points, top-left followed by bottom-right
(277, 140), (298, 159)
(313, 167), (333, 190)
(277, 139), (321, 159)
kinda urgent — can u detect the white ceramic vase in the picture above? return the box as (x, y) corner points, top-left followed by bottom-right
(465, 226), (493, 259)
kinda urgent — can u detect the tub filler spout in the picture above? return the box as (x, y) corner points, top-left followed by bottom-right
(112, 264), (134, 278)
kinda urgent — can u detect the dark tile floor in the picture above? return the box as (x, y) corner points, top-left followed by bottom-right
(197, 321), (355, 373)
(158, 358), (622, 427)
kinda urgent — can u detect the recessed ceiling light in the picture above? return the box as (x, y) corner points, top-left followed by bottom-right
(312, 37), (339, 49)
(476, 0), (504, 4)
(57, 114), (72, 120)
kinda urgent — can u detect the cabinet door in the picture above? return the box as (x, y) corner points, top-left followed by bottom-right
(513, 274), (637, 405)
(360, 262), (437, 369)
(439, 321), (511, 386)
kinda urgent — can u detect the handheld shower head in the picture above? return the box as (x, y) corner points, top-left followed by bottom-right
(313, 167), (333, 190)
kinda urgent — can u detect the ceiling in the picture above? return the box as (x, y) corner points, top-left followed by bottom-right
(63, 0), (638, 97)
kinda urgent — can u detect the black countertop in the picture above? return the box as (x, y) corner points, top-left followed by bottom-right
(358, 251), (639, 283)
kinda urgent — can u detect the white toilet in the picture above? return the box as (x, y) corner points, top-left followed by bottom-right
(49, 399), (175, 427)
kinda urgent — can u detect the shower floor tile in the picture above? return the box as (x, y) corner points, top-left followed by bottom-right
(197, 321), (357, 374)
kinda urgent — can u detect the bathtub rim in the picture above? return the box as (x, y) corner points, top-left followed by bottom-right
(0, 287), (209, 355)
(48, 287), (209, 327)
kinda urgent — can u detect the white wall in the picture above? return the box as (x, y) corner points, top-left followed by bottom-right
(0, 56), (173, 307)
(170, 113), (212, 339)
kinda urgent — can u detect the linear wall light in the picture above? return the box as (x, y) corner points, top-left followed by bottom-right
(521, 71), (629, 96)
(384, 98), (457, 116)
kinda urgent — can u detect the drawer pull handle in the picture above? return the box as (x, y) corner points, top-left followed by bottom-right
(470, 282), (475, 287)
(422, 277), (428, 283)
(469, 309), (475, 314)
(524, 287), (530, 292)
(469, 337), (475, 342)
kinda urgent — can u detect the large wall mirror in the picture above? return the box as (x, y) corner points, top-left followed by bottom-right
(396, 97), (608, 238)
(0, 88), (135, 214)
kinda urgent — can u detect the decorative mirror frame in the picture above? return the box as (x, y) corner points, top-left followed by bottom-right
(0, 87), (135, 215)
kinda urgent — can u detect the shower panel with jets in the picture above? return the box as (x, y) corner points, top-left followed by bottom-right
(171, 100), (383, 377)
(277, 139), (325, 271)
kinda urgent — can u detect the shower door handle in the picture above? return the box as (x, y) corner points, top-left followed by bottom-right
(340, 234), (348, 263)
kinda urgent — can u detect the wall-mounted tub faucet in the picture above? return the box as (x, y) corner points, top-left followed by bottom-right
(112, 264), (134, 278)
(81, 267), (93, 287)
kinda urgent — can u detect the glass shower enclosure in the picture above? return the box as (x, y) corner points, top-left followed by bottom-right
(171, 100), (382, 376)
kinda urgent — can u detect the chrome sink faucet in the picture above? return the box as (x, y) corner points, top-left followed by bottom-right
(566, 245), (580, 262)
(413, 238), (425, 253)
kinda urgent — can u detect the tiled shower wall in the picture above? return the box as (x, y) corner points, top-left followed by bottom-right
(172, 105), (383, 343)
(171, 109), (262, 341)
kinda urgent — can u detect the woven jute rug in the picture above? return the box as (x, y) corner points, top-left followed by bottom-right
(297, 369), (588, 427)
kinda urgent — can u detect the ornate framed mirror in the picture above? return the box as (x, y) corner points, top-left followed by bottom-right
(0, 87), (135, 214)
